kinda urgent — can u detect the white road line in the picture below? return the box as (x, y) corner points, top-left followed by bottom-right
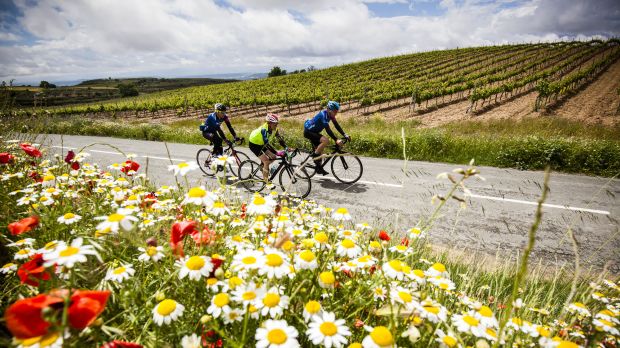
(466, 193), (610, 215)
(313, 175), (403, 188)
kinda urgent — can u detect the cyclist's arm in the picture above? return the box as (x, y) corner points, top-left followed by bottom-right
(275, 130), (287, 148)
(224, 118), (237, 139)
(216, 126), (227, 141)
(332, 119), (346, 137)
(324, 125), (338, 142)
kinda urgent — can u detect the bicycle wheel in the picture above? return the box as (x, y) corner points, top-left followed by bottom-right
(196, 148), (216, 177)
(279, 164), (312, 199)
(228, 150), (250, 177)
(331, 154), (363, 184)
(237, 160), (265, 193)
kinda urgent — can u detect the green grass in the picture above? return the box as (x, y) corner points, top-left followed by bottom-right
(5, 114), (620, 176)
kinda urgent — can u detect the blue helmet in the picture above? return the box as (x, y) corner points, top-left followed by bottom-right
(326, 101), (340, 111)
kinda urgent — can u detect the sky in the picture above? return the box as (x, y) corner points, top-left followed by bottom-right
(1, 0), (619, 85)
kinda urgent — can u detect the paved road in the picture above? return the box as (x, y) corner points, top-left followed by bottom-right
(37, 134), (620, 274)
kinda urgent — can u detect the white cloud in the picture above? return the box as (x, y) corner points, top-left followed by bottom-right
(1, 0), (618, 83)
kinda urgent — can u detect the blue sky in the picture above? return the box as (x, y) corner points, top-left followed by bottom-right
(1, 0), (619, 84)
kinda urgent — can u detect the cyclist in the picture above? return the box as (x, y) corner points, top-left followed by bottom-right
(303, 100), (350, 175)
(248, 113), (288, 187)
(200, 103), (240, 156)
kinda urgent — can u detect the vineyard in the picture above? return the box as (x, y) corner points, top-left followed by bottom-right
(11, 39), (620, 123)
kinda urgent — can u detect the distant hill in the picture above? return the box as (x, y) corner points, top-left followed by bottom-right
(76, 77), (237, 93)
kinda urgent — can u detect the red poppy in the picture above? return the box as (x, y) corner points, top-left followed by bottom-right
(67, 290), (111, 329)
(170, 220), (197, 257)
(0, 152), (14, 164)
(120, 160), (140, 175)
(28, 171), (42, 182)
(4, 294), (63, 339)
(400, 237), (410, 247)
(17, 253), (52, 286)
(8, 216), (39, 235)
(71, 161), (80, 170)
(101, 341), (144, 348)
(378, 230), (391, 241)
(191, 226), (216, 245)
(19, 144), (42, 158)
(64, 150), (75, 163)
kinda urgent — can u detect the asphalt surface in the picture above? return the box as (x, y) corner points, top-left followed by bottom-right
(36, 134), (620, 274)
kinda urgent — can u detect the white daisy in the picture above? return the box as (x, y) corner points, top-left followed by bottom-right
(210, 201), (230, 216)
(294, 250), (318, 270)
(57, 212), (82, 225)
(180, 333), (201, 348)
(232, 282), (260, 307)
(176, 255), (214, 281)
(452, 311), (486, 337)
(258, 249), (291, 279)
(390, 286), (417, 311)
(7, 238), (36, 248)
(137, 246), (165, 263)
(388, 245), (412, 255)
(168, 161), (199, 176)
(382, 260), (409, 280)
(331, 207), (351, 221)
(223, 308), (245, 325)
(475, 305), (499, 328)
(425, 262), (449, 278)
(105, 264), (135, 283)
(95, 209), (138, 233)
(1, 263), (17, 274)
(335, 239), (362, 258)
(247, 194), (276, 215)
(435, 329), (460, 348)
(255, 319), (299, 348)
(306, 311), (351, 348)
(43, 237), (99, 268)
(206, 292), (232, 318)
(232, 249), (265, 273)
(303, 300), (323, 322)
(256, 286), (290, 318)
(182, 186), (217, 206)
(416, 298), (448, 323)
(362, 326), (396, 348)
(153, 299), (185, 326)
(318, 271), (337, 289)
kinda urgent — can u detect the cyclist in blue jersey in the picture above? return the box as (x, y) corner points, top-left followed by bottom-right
(303, 101), (350, 175)
(199, 103), (240, 156)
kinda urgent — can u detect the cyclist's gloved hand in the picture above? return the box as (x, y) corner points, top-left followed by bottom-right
(276, 150), (285, 157)
(225, 139), (233, 146)
(344, 134), (351, 141)
(234, 137), (241, 143)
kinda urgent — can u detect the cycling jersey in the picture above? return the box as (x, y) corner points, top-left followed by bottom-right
(249, 123), (278, 146)
(304, 110), (331, 133)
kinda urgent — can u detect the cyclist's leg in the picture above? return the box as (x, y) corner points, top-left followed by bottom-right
(212, 134), (224, 156)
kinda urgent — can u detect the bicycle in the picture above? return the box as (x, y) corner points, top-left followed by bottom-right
(237, 148), (312, 199)
(297, 138), (363, 184)
(196, 138), (250, 177)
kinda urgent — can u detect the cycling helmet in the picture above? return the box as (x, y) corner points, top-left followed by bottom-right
(326, 101), (340, 111)
(215, 103), (227, 112)
(266, 113), (280, 123)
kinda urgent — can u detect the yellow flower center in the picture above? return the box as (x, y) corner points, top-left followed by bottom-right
(336, 207), (348, 214)
(398, 291), (412, 303)
(213, 293), (230, 307)
(413, 269), (425, 278)
(242, 256), (256, 265)
(299, 250), (315, 262)
(281, 240), (295, 251)
(228, 277), (243, 289)
(573, 302), (586, 308)
(370, 326), (393, 346)
(38, 331), (60, 347)
(146, 246), (158, 256)
(320, 322), (338, 336)
(43, 174), (55, 181)
(305, 301), (321, 314)
(185, 256), (205, 270)
(253, 196), (266, 205)
(432, 263), (446, 272)
(463, 315), (479, 327)
(63, 213), (75, 219)
(597, 319), (613, 327)
(188, 187), (206, 198)
(319, 271), (335, 284)
(242, 291), (256, 301)
(388, 260), (403, 272)
(358, 255), (371, 263)
(557, 342), (579, 348)
(265, 253), (283, 267)
(536, 326), (551, 337)
(341, 239), (355, 249)
(263, 293), (280, 307)
(113, 267), (126, 275)
(178, 162), (189, 168)
(214, 201), (225, 208)
(157, 299), (177, 316)
(315, 232), (328, 243)
(207, 278), (218, 286)
(479, 306), (493, 317)
(443, 336), (457, 347)
(424, 305), (440, 314)
(267, 329), (287, 344)
(108, 213), (125, 222)
(59, 246), (79, 257)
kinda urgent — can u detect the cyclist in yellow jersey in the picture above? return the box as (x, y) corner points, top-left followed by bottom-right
(248, 113), (288, 186)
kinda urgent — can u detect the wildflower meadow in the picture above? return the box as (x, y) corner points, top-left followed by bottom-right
(0, 138), (618, 348)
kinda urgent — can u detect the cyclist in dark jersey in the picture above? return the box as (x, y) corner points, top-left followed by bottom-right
(248, 113), (288, 186)
(303, 101), (350, 175)
(200, 103), (240, 156)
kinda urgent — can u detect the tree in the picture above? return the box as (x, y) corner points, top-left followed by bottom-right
(268, 66), (287, 77)
(307, 65), (316, 72)
(117, 83), (139, 97)
(39, 81), (56, 89)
